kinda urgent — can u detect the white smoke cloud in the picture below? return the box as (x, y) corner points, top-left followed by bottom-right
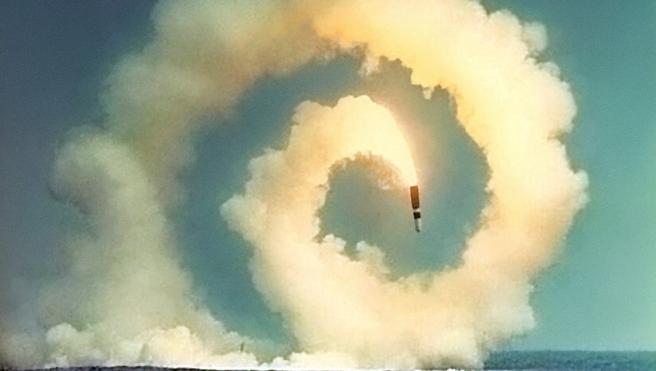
(221, 92), (586, 369)
(1, 0), (587, 369)
(103, 0), (325, 204)
(39, 133), (257, 367)
(222, 0), (587, 368)
(3, 1), (320, 367)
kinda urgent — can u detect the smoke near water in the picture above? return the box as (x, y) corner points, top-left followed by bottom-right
(1, 0), (587, 369)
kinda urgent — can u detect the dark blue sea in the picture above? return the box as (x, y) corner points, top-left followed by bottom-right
(10, 352), (656, 371)
(485, 351), (656, 370)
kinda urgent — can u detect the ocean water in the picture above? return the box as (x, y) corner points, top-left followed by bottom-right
(10, 352), (656, 371)
(484, 351), (656, 370)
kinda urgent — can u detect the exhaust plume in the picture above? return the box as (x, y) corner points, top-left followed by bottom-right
(1, 0), (587, 369)
(225, 0), (587, 368)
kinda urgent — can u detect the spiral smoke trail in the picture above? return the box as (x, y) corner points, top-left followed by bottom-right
(1, 0), (587, 369)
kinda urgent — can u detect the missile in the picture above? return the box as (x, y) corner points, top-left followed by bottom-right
(409, 185), (421, 232)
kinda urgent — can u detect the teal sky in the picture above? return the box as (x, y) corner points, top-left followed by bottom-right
(1, 0), (655, 352)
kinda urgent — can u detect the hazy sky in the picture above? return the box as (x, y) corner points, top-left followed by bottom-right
(1, 0), (655, 352)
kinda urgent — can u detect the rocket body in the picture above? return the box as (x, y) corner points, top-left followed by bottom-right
(409, 185), (421, 232)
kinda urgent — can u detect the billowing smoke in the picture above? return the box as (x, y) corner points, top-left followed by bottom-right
(3, 1), (320, 366)
(222, 91), (585, 368)
(1, 0), (587, 369)
(42, 133), (258, 367)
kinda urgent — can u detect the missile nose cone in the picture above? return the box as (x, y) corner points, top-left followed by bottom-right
(409, 185), (422, 233)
